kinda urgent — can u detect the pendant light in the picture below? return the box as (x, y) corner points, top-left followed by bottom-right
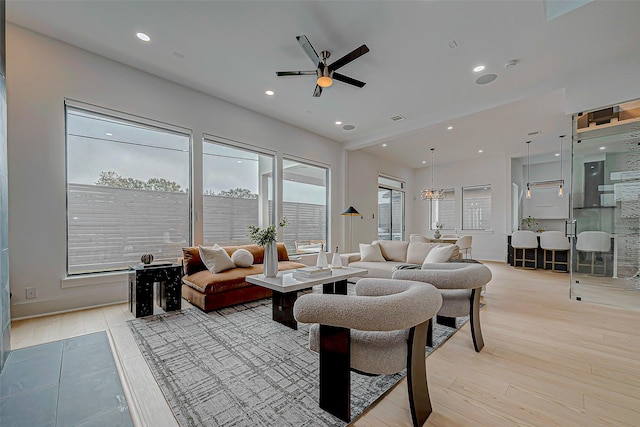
(526, 141), (531, 199)
(558, 135), (565, 197)
(420, 148), (445, 200)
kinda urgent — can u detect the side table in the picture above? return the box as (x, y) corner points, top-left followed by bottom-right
(128, 263), (182, 318)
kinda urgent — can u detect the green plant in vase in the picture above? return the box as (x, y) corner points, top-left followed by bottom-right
(522, 216), (537, 230)
(434, 222), (445, 239)
(248, 217), (288, 277)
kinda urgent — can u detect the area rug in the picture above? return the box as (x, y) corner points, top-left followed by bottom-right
(127, 300), (467, 426)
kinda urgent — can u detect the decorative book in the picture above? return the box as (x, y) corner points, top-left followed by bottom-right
(293, 266), (332, 280)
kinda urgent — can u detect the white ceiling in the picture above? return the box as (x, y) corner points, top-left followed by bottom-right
(7, 1), (640, 167)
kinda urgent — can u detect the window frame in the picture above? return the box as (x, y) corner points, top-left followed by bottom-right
(64, 100), (193, 276)
(202, 135), (277, 246)
(281, 155), (330, 254)
(462, 184), (492, 231)
(429, 188), (456, 230)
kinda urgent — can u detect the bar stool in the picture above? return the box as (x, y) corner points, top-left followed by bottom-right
(576, 231), (611, 275)
(540, 231), (570, 272)
(511, 230), (538, 269)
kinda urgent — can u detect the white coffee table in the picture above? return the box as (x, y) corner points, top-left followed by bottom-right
(246, 267), (367, 329)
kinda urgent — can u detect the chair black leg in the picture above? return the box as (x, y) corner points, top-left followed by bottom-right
(407, 322), (432, 427)
(470, 288), (484, 352)
(319, 325), (351, 422)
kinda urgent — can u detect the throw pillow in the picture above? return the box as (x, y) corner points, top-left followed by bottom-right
(231, 248), (254, 268)
(409, 234), (431, 243)
(182, 247), (206, 275)
(406, 242), (436, 264)
(423, 244), (455, 265)
(359, 242), (386, 262)
(199, 244), (236, 274)
(374, 240), (409, 262)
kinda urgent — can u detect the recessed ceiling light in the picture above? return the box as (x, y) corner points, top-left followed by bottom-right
(473, 65), (485, 73)
(105, 132), (113, 136)
(335, 121), (342, 125)
(599, 146), (606, 150)
(555, 153), (560, 157)
(447, 126), (453, 130)
(265, 90), (274, 96)
(382, 143), (387, 147)
(422, 160), (427, 164)
(136, 32), (151, 42)
(237, 160), (242, 163)
(478, 149), (483, 153)
(342, 124), (355, 131)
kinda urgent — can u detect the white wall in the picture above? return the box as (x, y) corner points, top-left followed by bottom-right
(345, 150), (415, 251)
(521, 160), (571, 223)
(7, 25), (346, 318)
(414, 155), (510, 262)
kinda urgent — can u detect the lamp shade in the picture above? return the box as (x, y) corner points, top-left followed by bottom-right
(341, 206), (360, 216)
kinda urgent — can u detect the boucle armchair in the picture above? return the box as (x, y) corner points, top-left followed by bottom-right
(392, 263), (492, 352)
(293, 278), (442, 426)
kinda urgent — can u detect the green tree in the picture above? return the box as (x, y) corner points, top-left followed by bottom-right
(95, 171), (183, 192)
(147, 178), (182, 192)
(216, 188), (257, 199)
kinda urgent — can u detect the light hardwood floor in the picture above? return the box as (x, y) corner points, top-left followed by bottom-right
(10, 262), (640, 426)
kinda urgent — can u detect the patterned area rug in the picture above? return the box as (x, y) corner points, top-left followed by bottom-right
(127, 300), (467, 426)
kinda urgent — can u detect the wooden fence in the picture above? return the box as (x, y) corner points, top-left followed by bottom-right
(68, 184), (325, 274)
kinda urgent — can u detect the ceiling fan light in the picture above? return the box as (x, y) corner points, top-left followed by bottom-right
(317, 76), (333, 88)
(317, 67), (333, 88)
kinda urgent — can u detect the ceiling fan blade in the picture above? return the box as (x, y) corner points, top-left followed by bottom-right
(296, 35), (322, 68)
(313, 85), (323, 97)
(333, 73), (366, 88)
(276, 71), (317, 76)
(328, 44), (369, 72)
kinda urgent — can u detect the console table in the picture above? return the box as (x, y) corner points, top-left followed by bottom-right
(128, 263), (182, 318)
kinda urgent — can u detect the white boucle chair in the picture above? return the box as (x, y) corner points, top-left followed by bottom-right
(392, 263), (492, 352)
(293, 278), (442, 426)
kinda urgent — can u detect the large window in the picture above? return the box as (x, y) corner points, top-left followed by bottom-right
(463, 185), (492, 230)
(282, 158), (328, 254)
(377, 176), (405, 241)
(203, 139), (274, 246)
(66, 105), (191, 275)
(430, 189), (455, 230)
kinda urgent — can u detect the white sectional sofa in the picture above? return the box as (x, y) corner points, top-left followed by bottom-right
(340, 240), (461, 280)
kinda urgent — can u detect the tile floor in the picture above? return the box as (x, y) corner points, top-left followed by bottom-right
(0, 331), (132, 426)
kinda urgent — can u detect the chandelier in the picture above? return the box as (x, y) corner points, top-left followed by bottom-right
(421, 148), (445, 200)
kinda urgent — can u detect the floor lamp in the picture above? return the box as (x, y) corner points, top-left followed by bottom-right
(341, 206), (360, 252)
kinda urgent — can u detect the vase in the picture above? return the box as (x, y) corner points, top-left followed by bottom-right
(316, 248), (328, 268)
(331, 248), (342, 269)
(264, 242), (278, 278)
(434, 230), (441, 239)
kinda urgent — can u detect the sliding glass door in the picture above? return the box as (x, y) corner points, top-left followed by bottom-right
(377, 185), (404, 241)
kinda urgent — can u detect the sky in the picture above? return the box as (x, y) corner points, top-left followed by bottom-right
(66, 108), (326, 204)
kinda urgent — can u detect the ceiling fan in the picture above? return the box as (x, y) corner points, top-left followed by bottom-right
(276, 35), (369, 97)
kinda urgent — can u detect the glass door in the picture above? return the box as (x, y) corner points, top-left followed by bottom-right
(570, 102), (640, 310)
(377, 187), (405, 241)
